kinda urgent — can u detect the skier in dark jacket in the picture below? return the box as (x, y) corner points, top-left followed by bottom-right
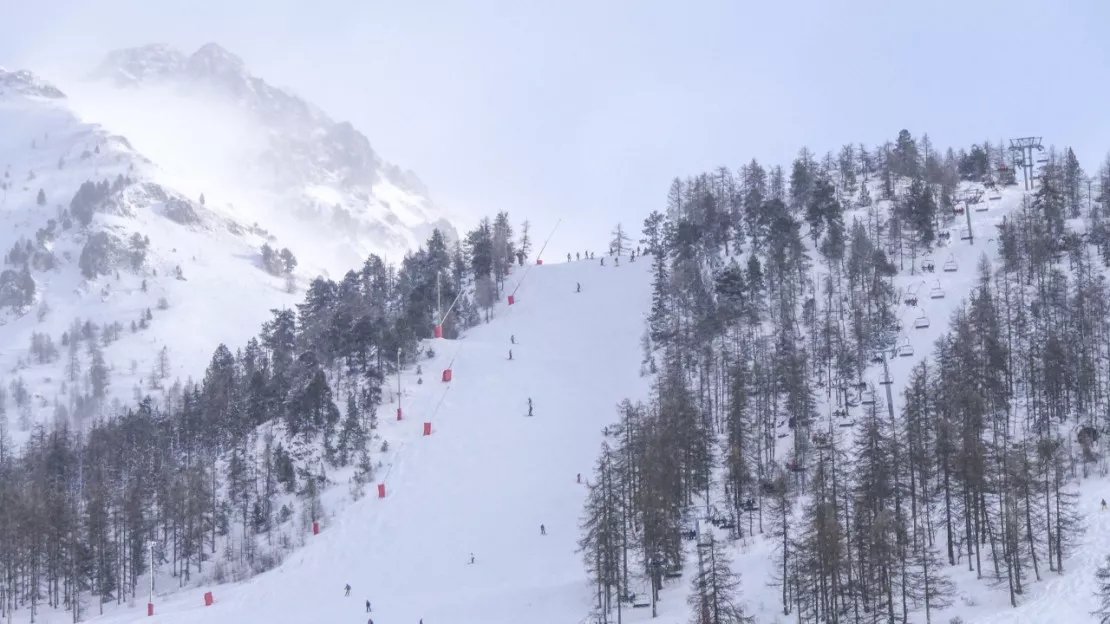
(527, 398), (534, 417)
(576, 282), (581, 293)
(344, 584), (351, 597)
(366, 599), (371, 613)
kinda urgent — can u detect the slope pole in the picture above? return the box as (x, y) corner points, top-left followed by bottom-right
(511, 219), (562, 299)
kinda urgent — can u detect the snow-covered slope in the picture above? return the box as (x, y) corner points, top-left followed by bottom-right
(0, 49), (458, 439)
(71, 42), (456, 275)
(0, 70), (314, 437)
(12, 181), (1110, 624)
(39, 255), (653, 624)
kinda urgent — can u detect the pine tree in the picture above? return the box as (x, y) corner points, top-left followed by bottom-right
(688, 533), (752, 624)
(611, 223), (631, 256)
(1094, 555), (1110, 623)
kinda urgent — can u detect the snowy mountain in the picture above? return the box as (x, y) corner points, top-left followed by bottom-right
(0, 67), (314, 435)
(80, 42), (455, 274)
(0, 52), (454, 441)
(4, 96), (1109, 624)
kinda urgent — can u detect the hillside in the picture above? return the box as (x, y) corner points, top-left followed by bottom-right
(3, 125), (1110, 624)
(52, 257), (653, 624)
(0, 49), (455, 443)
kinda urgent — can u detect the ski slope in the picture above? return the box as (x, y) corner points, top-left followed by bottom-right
(76, 256), (653, 624)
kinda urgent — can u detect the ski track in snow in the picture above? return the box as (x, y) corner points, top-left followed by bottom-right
(43, 256), (654, 624)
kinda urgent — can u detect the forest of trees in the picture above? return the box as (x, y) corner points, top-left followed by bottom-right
(579, 132), (1110, 624)
(0, 211), (523, 621)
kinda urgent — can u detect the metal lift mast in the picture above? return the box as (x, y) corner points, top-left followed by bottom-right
(1009, 137), (1044, 191)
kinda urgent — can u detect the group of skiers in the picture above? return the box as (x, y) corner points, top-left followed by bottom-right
(566, 246), (643, 265)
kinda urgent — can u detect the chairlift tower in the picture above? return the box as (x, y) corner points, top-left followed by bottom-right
(1009, 137), (1044, 191)
(955, 189), (983, 246)
(880, 352), (897, 423)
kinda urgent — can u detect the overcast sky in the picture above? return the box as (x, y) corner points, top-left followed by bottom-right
(2, 0), (1108, 257)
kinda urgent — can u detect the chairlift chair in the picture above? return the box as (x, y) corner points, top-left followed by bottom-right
(989, 193), (1002, 201)
(929, 280), (945, 299)
(943, 255), (958, 272)
(897, 336), (914, 357)
(975, 201), (989, 212)
(860, 388), (876, 405)
(960, 228), (973, 240)
(913, 312), (930, 329)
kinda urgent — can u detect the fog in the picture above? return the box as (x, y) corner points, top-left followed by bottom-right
(3, 0), (1109, 257)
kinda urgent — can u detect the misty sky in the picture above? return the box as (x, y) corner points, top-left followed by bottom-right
(2, 0), (1109, 257)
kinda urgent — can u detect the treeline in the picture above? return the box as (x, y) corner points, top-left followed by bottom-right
(0, 211), (526, 621)
(580, 130), (1107, 623)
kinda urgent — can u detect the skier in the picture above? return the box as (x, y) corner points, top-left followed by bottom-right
(509, 349), (513, 360)
(576, 282), (581, 293)
(527, 397), (534, 417)
(614, 257), (619, 267)
(345, 584), (351, 597)
(540, 524), (546, 535)
(366, 599), (372, 613)
(511, 334), (515, 344)
(576, 252), (580, 260)
(600, 257), (605, 266)
(469, 552), (476, 564)
(567, 253), (571, 262)
(1103, 499), (1107, 511)
(577, 473), (581, 483)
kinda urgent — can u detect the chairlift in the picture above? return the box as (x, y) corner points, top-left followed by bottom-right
(954, 205), (965, 215)
(837, 421), (855, 428)
(975, 201), (989, 212)
(943, 255), (958, 272)
(1036, 157), (1048, 165)
(960, 228), (973, 241)
(913, 312), (930, 329)
(898, 341), (914, 357)
(860, 388), (876, 405)
(929, 280), (945, 299)
(989, 193), (1002, 201)
(812, 433), (830, 448)
(922, 259), (935, 272)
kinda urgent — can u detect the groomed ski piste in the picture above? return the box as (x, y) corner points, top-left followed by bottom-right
(41, 254), (653, 624)
(22, 184), (1110, 624)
